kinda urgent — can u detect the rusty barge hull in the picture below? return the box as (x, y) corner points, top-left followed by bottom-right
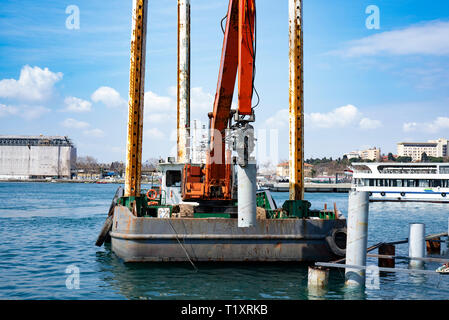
(110, 205), (345, 262)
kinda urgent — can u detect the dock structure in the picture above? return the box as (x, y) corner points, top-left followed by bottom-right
(264, 183), (351, 193)
(304, 183), (351, 193)
(124, 0), (148, 197)
(316, 262), (443, 276)
(316, 230), (449, 284)
(288, 0), (304, 201)
(177, 0), (191, 163)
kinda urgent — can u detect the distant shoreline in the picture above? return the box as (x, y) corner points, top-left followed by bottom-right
(0, 179), (123, 184)
(0, 179), (163, 184)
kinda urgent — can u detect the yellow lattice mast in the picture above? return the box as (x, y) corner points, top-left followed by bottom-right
(124, 0), (148, 198)
(288, 0), (304, 201)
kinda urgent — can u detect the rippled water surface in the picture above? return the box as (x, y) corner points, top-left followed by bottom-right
(0, 182), (448, 300)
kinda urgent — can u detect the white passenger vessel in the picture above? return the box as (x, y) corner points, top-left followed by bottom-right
(352, 162), (449, 202)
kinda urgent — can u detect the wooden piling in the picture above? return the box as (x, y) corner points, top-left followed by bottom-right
(426, 237), (441, 255)
(378, 244), (395, 268)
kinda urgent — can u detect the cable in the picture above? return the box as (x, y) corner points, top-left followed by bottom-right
(166, 219), (198, 271)
(221, 14), (227, 34)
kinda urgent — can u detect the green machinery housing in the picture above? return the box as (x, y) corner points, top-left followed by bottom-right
(118, 189), (337, 220)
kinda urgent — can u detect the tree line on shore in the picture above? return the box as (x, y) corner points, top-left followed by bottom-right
(76, 156), (160, 176)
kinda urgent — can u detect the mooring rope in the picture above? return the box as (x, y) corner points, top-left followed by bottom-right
(166, 220), (198, 272)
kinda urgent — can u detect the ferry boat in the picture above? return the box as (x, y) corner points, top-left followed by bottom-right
(351, 162), (449, 202)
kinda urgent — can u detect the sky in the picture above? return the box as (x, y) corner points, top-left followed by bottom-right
(1, 0), (449, 165)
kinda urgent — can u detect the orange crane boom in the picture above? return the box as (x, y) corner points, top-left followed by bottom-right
(182, 0), (256, 201)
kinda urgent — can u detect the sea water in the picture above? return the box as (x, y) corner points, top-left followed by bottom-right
(0, 182), (448, 300)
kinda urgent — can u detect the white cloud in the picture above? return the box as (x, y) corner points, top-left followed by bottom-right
(404, 117), (449, 133)
(144, 86), (213, 122)
(144, 91), (175, 114)
(144, 128), (165, 139)
(265, 109), (288, 128)
(265, 105), (381, 130)
(403, 122), (418, 132)
(61, 118), (90, 129)
(139, 87), (214, 157)
(306, 105), (360, 128)
(334, 20), (449, 57)
(143, 90), (177, 125)
(0, 103), (49, 120)
(434, 117), (449, 129)
(91, 86), (127, 108)
(169, 129), (177, 142)
(191, 87), (214, 111)
(111, 146), (123, 153)
(0, 104), (19, 117)
(83, 128), (105, 138)
(359, 117), (382, 130)
(20, 106), (50, 120)
(61, 118), (105, 138)
(64, 96), (92, 112)
(0, 65), (62, 102)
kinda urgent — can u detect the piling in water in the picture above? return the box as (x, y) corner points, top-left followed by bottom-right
(409, 223), (426, 268)
(308, 266), (329, 288)
(345, 190), (369, 287)
(378, 243), (395, 268)
(426, 237), (441, 255)
(446, 217), (449, 255)
(308, 266), (329, 299)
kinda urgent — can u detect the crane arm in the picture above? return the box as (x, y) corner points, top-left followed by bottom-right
(182, 0), (256, 201)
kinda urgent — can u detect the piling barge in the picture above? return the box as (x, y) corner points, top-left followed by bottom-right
(108, 164), (347, 262)
(97, 0), (347, 263)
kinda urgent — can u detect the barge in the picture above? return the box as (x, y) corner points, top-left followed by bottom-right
(106, 161), (347, 262)
(96, 0), (347, 263)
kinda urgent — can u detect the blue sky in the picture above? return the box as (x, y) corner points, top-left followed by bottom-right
(1, 0), (449, 164)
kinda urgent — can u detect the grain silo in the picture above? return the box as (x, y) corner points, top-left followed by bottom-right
(0, 135), (76, 179)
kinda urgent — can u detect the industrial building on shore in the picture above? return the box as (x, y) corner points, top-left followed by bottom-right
(0, 135), (77, 180)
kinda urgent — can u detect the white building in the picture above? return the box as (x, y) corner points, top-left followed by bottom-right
(0, 135), (76, 179)
(344, 147), (381, 161)
(397, 138), (448, 161)
(343, 151), (360, 160)
(360, 148), (381, 161)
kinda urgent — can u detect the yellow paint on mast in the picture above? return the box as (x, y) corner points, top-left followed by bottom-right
(124, 0), (148, 197)
(288, 0), (304, 200)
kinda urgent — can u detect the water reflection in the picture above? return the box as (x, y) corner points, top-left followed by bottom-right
(307, 286), (328, 300)
(342, 285), (367, 300)
(95, 246), (315, 300)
